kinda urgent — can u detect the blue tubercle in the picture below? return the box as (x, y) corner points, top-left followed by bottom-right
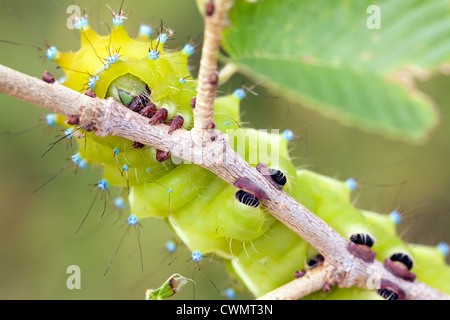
(437, 242), (449, 256)
(64, 127), (75, 139)
(113, 16), (126, 26)
(345, 178), (358, 191)
(106, 53), (120, 65)
(78, 159), (88, 170)
(165, 241), (177, 253)
(389, 210), (402, 225)
(225, 121), (230, 126)
(113, 148), (119, 156)
(127, 214), (139, 226)
(87, 75), (100, 90)
(114, 197), (126, 210)
(122, 164), (129, 172)
(282, 129), (294, 142)
(182, 44), (195, 56)
(97, 179), (109, 191)
(46, 113), (57, 127)
(46, 46), (58, 60)
(139, 24), (152, 37)
(191, 250), (203, 263)
(71, 153), (82, 165)
(148, 50), (160, 60)
(74, 16), (89, 30)
(168, 188), (173, 194)
(179, 78), (186, 84)
(158, 33), (169, 44)
(224, 288), (236, 299)
(233, 88), (246, 100)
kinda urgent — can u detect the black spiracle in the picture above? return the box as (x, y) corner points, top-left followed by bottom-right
(235, 190), (260, 208)
(390, 253), (413, 270)
(268, 168), (287, 187)
(350, 233), (374, 247)
(377, 288), (400, 300)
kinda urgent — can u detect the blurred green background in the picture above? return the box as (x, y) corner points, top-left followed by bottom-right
(0, 0), (448, 299)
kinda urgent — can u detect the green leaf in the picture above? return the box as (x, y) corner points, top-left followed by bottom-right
(145, 274), (192, 300)
(222, 0), (450, 142)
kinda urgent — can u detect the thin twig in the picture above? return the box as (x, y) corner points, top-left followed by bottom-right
(0, 63), (448, 300)
(257, 265), (335, 300)
(192, 0), (233, 142)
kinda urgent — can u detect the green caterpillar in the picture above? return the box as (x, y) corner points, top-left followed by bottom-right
(35, 5), (449, 299)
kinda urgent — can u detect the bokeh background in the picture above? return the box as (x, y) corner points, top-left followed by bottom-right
(0, 0), (448, 299)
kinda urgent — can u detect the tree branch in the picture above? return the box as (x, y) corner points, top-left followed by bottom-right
(0, 63), (448, 300)
(192, 0), (232, 142)
(257, 265), (335, 300)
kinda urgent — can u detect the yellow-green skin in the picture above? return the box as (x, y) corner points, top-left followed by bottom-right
(409, 244), (450, 294)
(51, 16), (449, 299)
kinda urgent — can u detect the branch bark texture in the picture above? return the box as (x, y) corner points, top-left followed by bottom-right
(192, 0), (232, 142)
